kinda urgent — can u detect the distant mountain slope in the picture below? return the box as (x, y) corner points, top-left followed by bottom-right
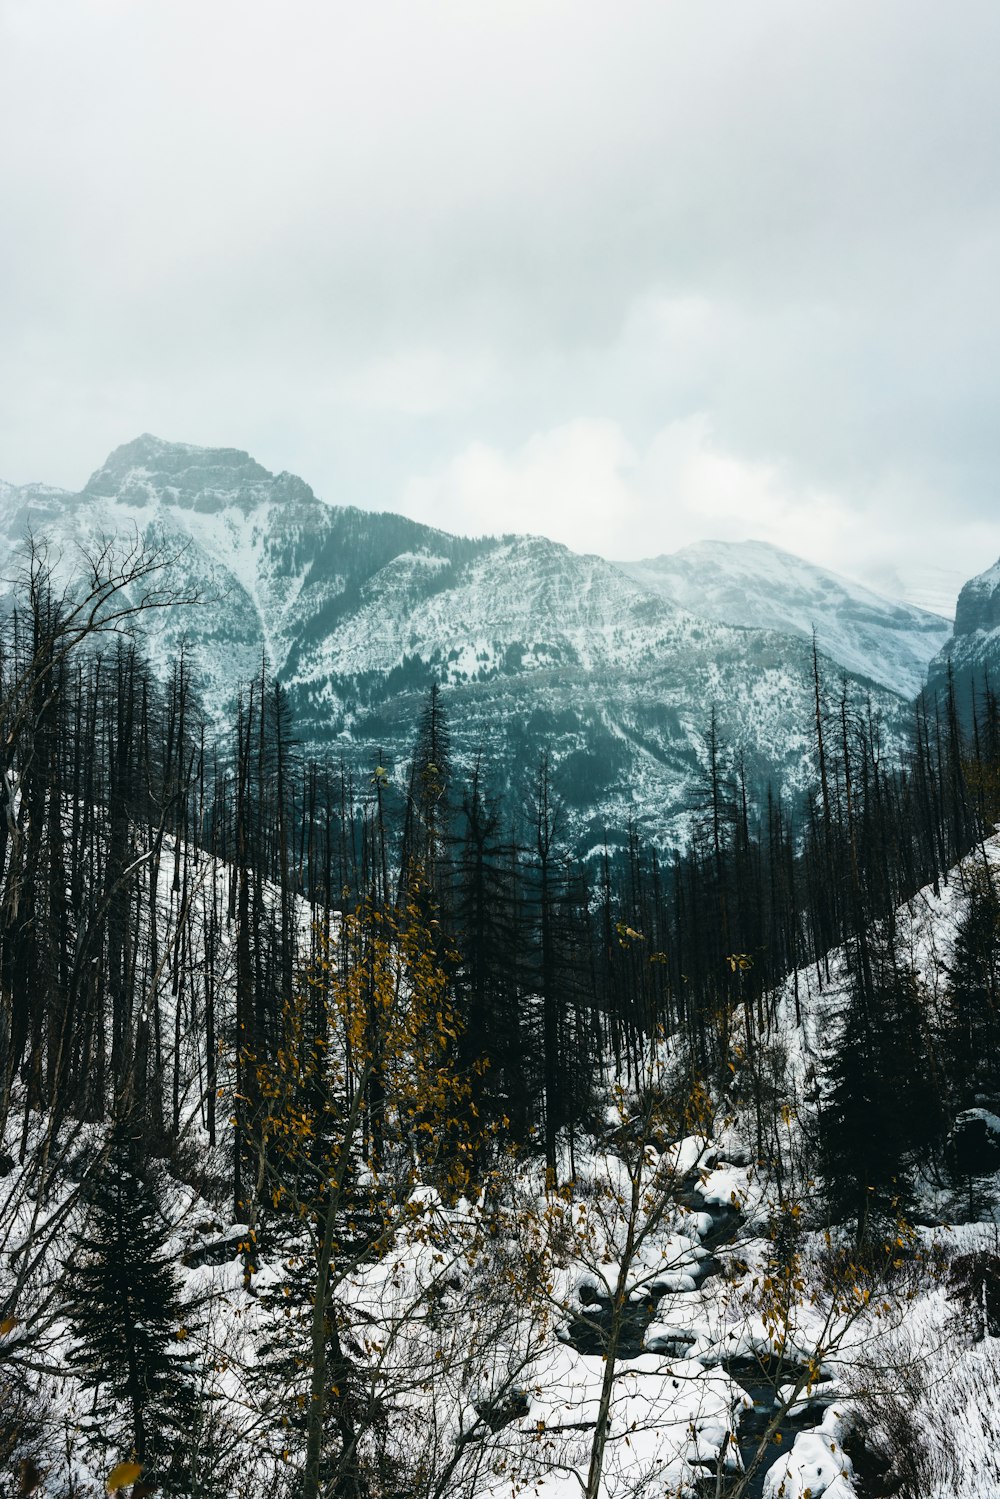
(283, 527), (874, 845)
(0, 437), (915, 847)
(617, 539), (950, 698)
(895, 563), (966, 620)
(1, 434), (488, 721)
(925, 555), (1000, 714)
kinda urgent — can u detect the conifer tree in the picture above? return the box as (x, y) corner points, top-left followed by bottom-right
(821, 986), (904, 1242)
(400, 683), (452, 900)
(946, 872), (1000, 1105)
(450, 760), (528, 1136)
(65, 1128), (198, 1492)
(821, 943), (941, 1240)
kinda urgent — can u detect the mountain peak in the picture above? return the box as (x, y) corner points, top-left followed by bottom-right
(82, 435), (291, 513)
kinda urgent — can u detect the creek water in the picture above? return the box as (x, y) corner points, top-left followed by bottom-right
(558, 1188), (832, 1497)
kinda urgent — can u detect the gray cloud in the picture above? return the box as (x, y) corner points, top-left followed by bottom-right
(2, 0), (998, 610)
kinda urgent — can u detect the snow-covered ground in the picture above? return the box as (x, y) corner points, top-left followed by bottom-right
(4, 836), (1000, 1497)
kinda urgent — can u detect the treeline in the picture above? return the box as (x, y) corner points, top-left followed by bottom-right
(2, 547), (1000, 1214)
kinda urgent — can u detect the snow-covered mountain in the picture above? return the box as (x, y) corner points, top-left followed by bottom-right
(925, 555), (1000, 714)
(617, 539), (951, 698)
(0, 435), (479, 721)
(0, 436), (917, 847)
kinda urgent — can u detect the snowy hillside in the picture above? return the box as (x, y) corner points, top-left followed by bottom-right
(0, 436), (917, 849)
(617, 540), (951, 699)
(6, 819), (1000, 1499)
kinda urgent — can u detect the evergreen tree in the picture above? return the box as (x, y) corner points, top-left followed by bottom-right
(451, 761), (527, 1135)
(65, 1128), (198, 1492)
(820, 942), (942, 1241)
(400, 683), (452, 899)
(945, 871), (1000, 1105)
(820, 985), (896, 1242)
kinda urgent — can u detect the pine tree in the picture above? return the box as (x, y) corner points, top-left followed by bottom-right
(400, 683), (452, 899)
(945, 872), (1000, 1106)
(821, 943), (942, 1241)
(65, 1128), (198, 1492)
(820, 984), (896, 1242)
(451, 761), (527, 1136)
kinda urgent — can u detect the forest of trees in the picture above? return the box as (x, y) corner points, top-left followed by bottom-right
(1, 541), (999, 1496)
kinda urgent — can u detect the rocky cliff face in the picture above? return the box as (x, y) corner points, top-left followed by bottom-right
(953, 559), (1000, 637)
(0, 436), (918, 847)
(926, 557), (1000, 716)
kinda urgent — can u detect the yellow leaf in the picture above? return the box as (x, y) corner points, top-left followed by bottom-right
(0, 1317), (16, 1336)
(107, 1462), (142, 1492)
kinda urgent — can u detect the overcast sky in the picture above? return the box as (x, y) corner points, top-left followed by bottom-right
(2, 0), (999, 613)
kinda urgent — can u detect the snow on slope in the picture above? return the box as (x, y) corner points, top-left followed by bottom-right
(0, 820), (811, 1499)
(0, 435), (460, 723)
(0, 437), (918, 850)
(283, 526), (911, 851)
(291, 535), (690, 683)
(898, 562), (967, 620)
(750, 829), (1000, 1499)
(618, 539), (951, 698)
(5, 819), (1000, 1493)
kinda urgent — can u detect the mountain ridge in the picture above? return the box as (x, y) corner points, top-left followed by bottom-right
(617, 538), (951, 698)
(0, 436), (932, 846)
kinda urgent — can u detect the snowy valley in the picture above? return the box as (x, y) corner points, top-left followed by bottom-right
(0, 437), (999, 1499)
(3, 767), (1000, 1499)
(7, 0), (1000, 1494)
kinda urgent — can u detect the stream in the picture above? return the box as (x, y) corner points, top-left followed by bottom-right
(559, 1187), (834, 1498)
(717, 1356), (832, 1499)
